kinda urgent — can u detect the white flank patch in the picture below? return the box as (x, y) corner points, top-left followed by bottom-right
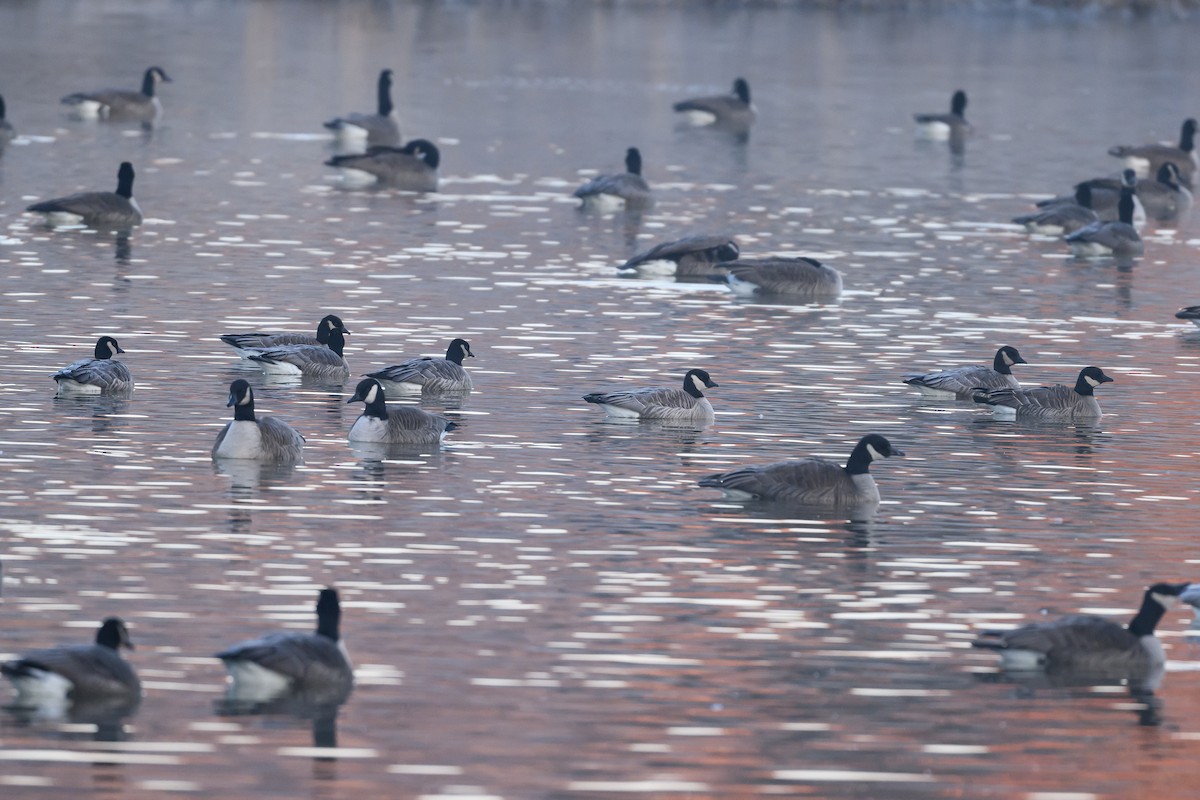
(334, 167), (380, 187)
(224, 660), (292, 703)
(681, 109), (718, 126)
(9, 669), (74, 704)
(601, 404), (643, 420)
(916, 121), (951, 140)
(723, 274), (759, 297)
(998, 648), (1044, 671)
(632, 259), (677, 277)
(55, 379), (102, 396)
(580, 193), (627, 212)
(1069, 240), (1113, 258)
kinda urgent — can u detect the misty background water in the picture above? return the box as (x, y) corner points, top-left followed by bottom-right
(3, 2), (1200, 798)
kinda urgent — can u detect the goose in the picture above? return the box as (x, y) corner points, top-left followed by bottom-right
(1175, 305), (1200, 327)
(914, 90), (970, 140)
(323, 69), (401, 148)
(619, 235), (740, 277)
(1064, 177), (1143, 258)
(698, 433), (904, 507)
(903, 345), (1028, 400)
(346, 378), (457, 445)
(1013, 185), (1100, 235)
(583, 368), (718, 425)
(26, 161), (143, 229)
(1109, 118), (1198, 188)
(673, 78), (756, 127)
(61, 66), (171, 121)
(1039, 169), (1146, 228)
(52, 335), (133, 396)
(325, 138), (439, 190)
(220, 314), (348, 360)
(972, 582), (1200, 674)
(212, 379), (305, 463)
(2, 617), (139, 705)
(1138, 162), (1193, 221)
(573, 147), (653, 210)
(972, 365), (1112, 420)
(364, 338), (474, 395)
(215, 588), (353, 704)
(246, 324), (351, 381)
(711, 256), (843, 299)
(0, 94), (15, 145)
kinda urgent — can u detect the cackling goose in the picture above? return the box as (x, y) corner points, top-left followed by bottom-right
(220, 314), (348, 360)
(914, 90), (970, 140)
(26, 161), (143, 229)
(215, 588), (353, 704)
(347, 378), (457, 445)
(2, 617), (140, 704)
(903, 345), (1027, 400)
(712, 256), (843, 299)
(698, 433), (904, 507)
(1109, 118), (1198, 188)
(247, 324), (350, 381)
(574, 147), (653, 210)
(1014, 185), (1100, 235)
(1138, 162), (1193, 221)
(1064, 177), (1143, 259)
(52, 335), (133, 396)
(583, 368), (718, 425)
(619, 235), (740, 277)
(973, 582), (1200, 674)
(972, 365), (1112, 420)
(212, 379), (305, 463)
(673, 78), (756, 127)
(61, 66), (171, 121)
(323, 69), (401, 148)
(364, 338), (474, 395)
(1042, 169), (1146, 228)
(325, 139), (439, 191)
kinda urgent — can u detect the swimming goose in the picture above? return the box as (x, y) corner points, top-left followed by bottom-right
(325, 138), (439, 190)
(583, 368), (718, 425)
(619, 235), (740, 277)
(1064, 178), (1143, 258)
(323, 69), (401, 148)
(914, 90), (970, 140)
(574, 147), (653, 210)
(212, 379), (305, 463)
(61, 66), (171, 121)
(1109, 118), (1198, 188)
(903, 345), (1028, 400)
(247, 324), (350, 381)
(1013, 185), (1100, 235)
(215, 588), (353, 704)
(1174, 305), (1200, 327)
(52, 335), (133, 396)
(220, 314), (348, 360)
(698, 433), (904, 507)
(0, 94), (15, 145)
(972, 582), (1200, 674)
(1040, 169), (1147, 228)
(712, 256), (843, 299)
(1138, 162), (1193, 221)
(26, 161), (143, 229)
(2, 617), (139, 705)
(346, 378), (457, 445)
(972, 365), (1112, 420)
(673, 78), (756, 127)
(364, 338), (474, 395)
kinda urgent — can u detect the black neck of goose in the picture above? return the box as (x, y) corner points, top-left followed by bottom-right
(992, 350), (1013, 375)
(843, 440), (874, 476)
(683, 377), (705, 399)
(1158, 165), (1179, 189)
(1181, 122), (1196, 152)
(0, 96), (6, 120)
(734, 80), (750, 104)
(951, 92), (967, 116)
(361, 389), (389, 420)
(116, 167), (135, 199)
(1117, 187), (1135, 226)
(316, 597), (341, 642)
(626, 151), (642, 176)
(445, 344), (465, 365)
(94, 341), (113, 359)
(1128, 593), (1168, 637)
(233, 396), (257, 422)
(1073, 372), (1097, 396)
(378, 75), (393, 116)
(95, 621), (122, 650)
(141, 70), (156, 98)
(1075, 184), (1093, 209)
(326, 330), (346, 357)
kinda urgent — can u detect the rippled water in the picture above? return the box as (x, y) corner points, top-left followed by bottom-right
(4, 2), (1200, 798)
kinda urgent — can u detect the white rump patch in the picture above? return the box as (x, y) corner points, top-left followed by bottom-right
(224, 660), (293, 703)
(997, 648), (1045, 671)
(334, 167), (380, 187)
(681, 109), (718, 126)
(916, 121), (952, 141)
(55, 379), (103, 396)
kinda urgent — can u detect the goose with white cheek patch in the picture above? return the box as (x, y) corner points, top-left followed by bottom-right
(325, 139), (439, 191)
(698, 433), (903, 507)
(673, 78), (756, 127)
(903, 345), (1027, 400)
(1014, 184), (1099, 236)
(574, 147), (653, 210)
(973, 582), (1200, 674)
(914, 89), (970, 140)
(220, 314), (348, 360)
(1175, 305), (1200, 327)
(212, 379), (305, 463)
(247, 323), (350, 381)
(347, 378), (457, 446)
(61, 66), (171, 121)
(215, 588), (353, 705)
(27, 162), (142, 229)
(364, 338), (474, 396)
(323, 69), (401, 149)
(583, 369), (719, 426)
(619, 235), (740, 277)
(1064, 176), (1143, 259)
(2, 617), (139, 706)
(1109, 117), (1198, 188)
(972, 365), (1112, 420)
(1138, 162), (1193, 221)
(1039, 169), (1146, 228)
(712, 256), (843, 299)
(52, 335), (133, 396)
